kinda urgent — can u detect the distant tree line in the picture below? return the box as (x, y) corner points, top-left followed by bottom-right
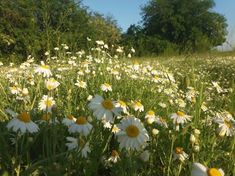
(122, 0), (228, 56)
(0, 0), (121, 61)
(0, 0), (228, 60)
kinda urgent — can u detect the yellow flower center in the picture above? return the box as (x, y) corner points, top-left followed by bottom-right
(11, 86), (17, 90)
(207, 168), (222, 176)
(224, 120), (232, 128)
(45, 99), (53, 107)
(67, 114), (75, 120)
(147, 110), (155, 116)
(41, 65), (50, 69)
(126, 125), (140, 137)
(104, 83), (111, 87)
(177, 111), (185, 117)
(136, 102), (142, 107)
(111, 150), (119, 157)
(47, 85), (53, 90)
(175, 147), (183, 154)
(42, 113), (50, 121)
(119, 100), (126, 107)
(134, 61), (139, 65)
(18, 111), (31, 123)
(76, 117), (87, 125)
(102, 99), (114, 110)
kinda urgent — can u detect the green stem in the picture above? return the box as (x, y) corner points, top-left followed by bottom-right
(167, 135), (175, 176)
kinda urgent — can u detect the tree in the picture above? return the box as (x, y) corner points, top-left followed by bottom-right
(141, 0), (227, 52)
(0, 0), (121, 61)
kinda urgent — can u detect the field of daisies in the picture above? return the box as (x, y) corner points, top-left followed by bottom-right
(0, 42), (234, 176)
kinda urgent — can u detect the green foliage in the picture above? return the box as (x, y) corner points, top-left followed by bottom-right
(122, 25), (178, 56)
(141, 0), (227, 53)
(122, 0), (228, 55)
(0, 0), (121, 61)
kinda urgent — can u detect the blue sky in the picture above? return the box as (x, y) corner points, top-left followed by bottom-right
(82, 0), (235, 48)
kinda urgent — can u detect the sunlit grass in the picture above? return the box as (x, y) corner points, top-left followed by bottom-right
(0, 44), (234, 175)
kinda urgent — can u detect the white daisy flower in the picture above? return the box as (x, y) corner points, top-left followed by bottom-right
(65, 137), (90, 158)
(35, 61), (52, 78)
(212, 81), (223, 93)
(96, 40), (104, 45)
(80, 142), (91, 158)
(6, 110), (39, 134)
(75, 80), (87, 89)
(140, 150), (150, 162)
(171, 111), (191, 125)
(39, 95), (55, 113)
(173, 147), (188, 162)
(145, 110), (156, 124)
(112, 124), (120, 134)
(88, 95), (122, 122)
(62, 115), (76, 127)
(9, 86), (21, 95)
(214, 112), (235, 137)
(100, 83), (112, 92)
(116, 116), (149, 150)
(115, 100), (128, 114)
(152, 128), (159, 135)
(132, 101), (144, 112)
(45, 78), (60, 91)
(68, 117), (93, 136)
(156, 117), (168, 128)
(107, 150), (120, 163)
(66, 137), (78, 151)
(191, 162), (225, 176)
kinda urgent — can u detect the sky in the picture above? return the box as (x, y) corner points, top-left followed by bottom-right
(82, 0), (235, 49)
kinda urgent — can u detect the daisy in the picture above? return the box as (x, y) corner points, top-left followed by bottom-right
(35, 61), (52, 77)
(88, 95), (122, 122)
(145, 110), (156, 124)
(39, 95), (55, 113)
(62, 114), (76, 127)
(171, 111), (191, 125)
(9, 86), (21, 95)
(66, 137), (78, 150)
(115, 100), (128, 114)
(152, 128), (159, 135)
(140, 150), (150, 162)
(68, 116), (93, 136)
(65, 137), (90, 158)
(173, 147), (188, 162)
(75, 80), (87, 89)
(107, 150), (120, 163)
(116, 116), (149, 150)
(156, 117), (168, 128)
(132, 101), (144, 112)
(80, 142), (91, 158)
(214, 112), (235, 137)
(100, 83), (112, 92)
(112, 124), (120, 134)
(6, 109), (39, 134)
(45, 78), (60, 91)
(191, 162), (225, 176)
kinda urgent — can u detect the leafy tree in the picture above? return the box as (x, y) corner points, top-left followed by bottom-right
(0, 0), (121, 61)
(141, 0), (228, 52)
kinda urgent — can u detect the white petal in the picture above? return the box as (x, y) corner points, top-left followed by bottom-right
(191, 163), (207, 176)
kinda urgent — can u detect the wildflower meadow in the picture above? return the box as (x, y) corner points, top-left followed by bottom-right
(0, 42), (234, 176)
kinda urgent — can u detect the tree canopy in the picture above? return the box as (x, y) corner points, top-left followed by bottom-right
(141, 0), (227, 52)
(0, 0), (121, 60)
(122, 0), (228, 55)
